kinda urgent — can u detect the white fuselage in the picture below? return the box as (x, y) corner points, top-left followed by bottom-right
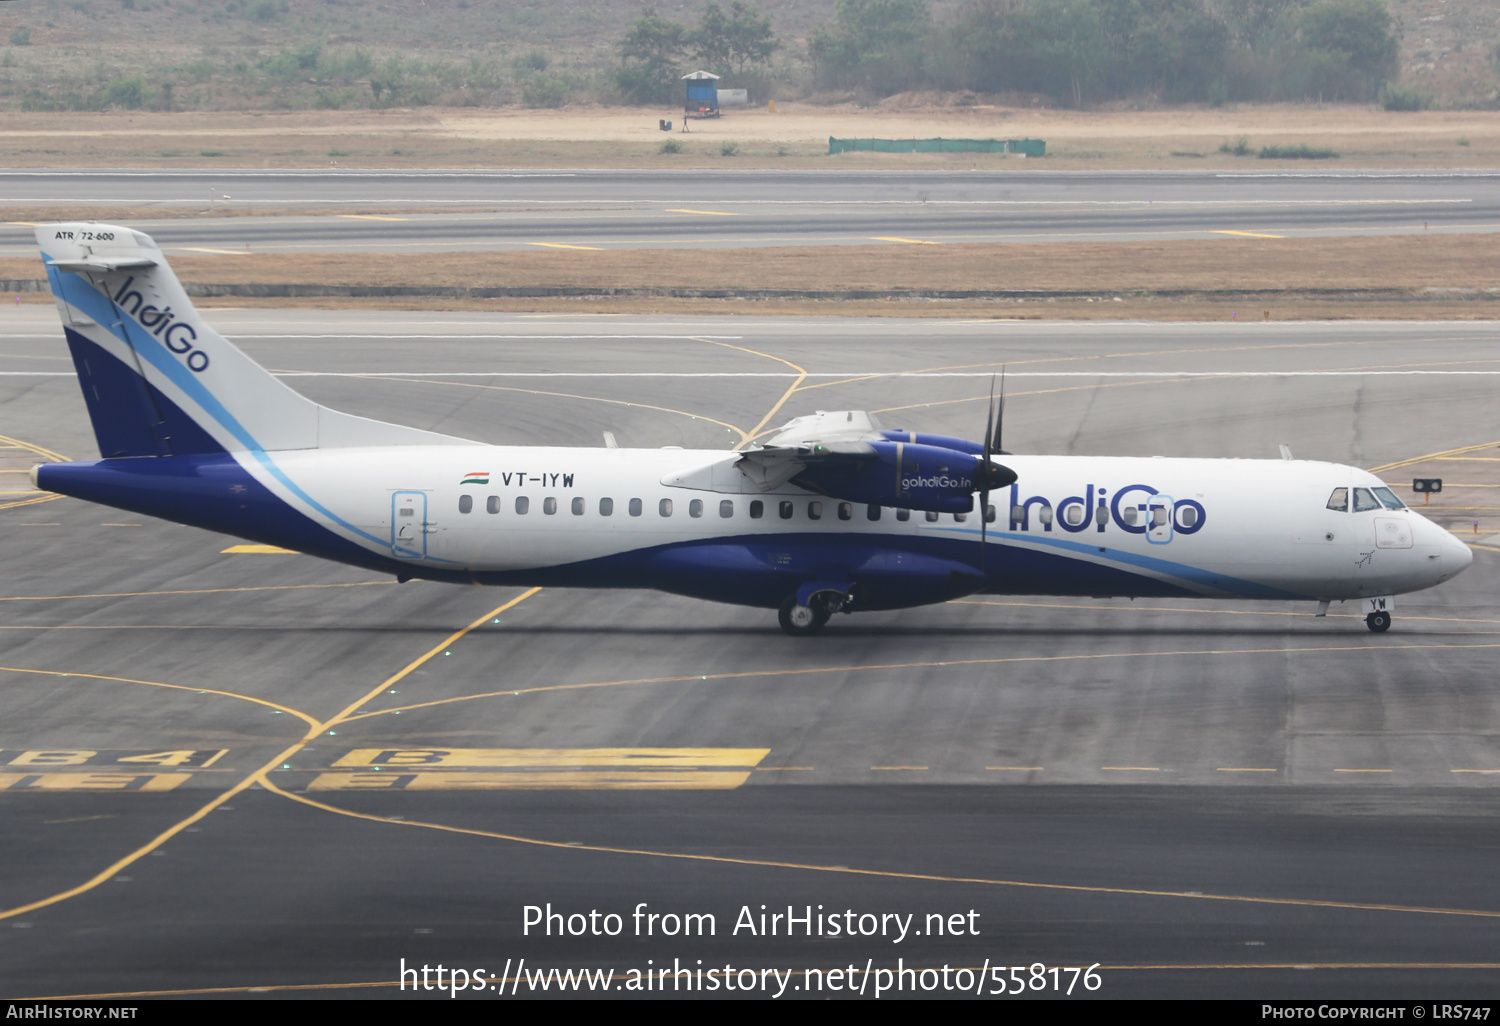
(255, 446), (1471, 602)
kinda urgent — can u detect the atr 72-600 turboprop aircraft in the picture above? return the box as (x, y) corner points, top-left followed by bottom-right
(31, 223), (1472, 635)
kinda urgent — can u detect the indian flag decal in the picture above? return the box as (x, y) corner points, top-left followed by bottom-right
(461, 471), (490, 486)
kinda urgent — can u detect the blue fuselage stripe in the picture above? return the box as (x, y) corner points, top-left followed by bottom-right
(925, 522), (1301, 599)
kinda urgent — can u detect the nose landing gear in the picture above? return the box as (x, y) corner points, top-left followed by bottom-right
(1365, 610), (1392, 633)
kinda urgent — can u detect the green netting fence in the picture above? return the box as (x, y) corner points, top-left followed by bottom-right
(829, 137), (1045, 156)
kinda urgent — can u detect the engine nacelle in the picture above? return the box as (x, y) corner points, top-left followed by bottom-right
(792, 441), (1013, 514)
(879, 430), (985, 456)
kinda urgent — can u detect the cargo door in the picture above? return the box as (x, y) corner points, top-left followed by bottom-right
(1147, 494), (1174, 544)
(391, 491), (432, 560)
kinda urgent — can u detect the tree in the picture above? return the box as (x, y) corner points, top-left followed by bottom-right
(616, 8), (690, 103)
(620, 8), (689, 68)
(693, 2), (733, 67)
(1218, 0), (1306, 51)
(1298, 0), (1397, 75)
(693, 3), (780, 74)
(1296, 0), (1398, 99)
(725, 2), (780, 73)
(811, 0), (932, 94)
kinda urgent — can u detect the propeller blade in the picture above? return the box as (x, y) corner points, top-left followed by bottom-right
(979, 374), (996, 571)
(983, 374), (996, 462)
(993, 366), (1006, 454)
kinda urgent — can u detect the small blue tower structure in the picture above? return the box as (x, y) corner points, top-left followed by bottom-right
(682, 70), (721, 118)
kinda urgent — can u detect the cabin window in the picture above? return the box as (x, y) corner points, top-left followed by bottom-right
(779, 501), (794, 520)
(953, 512), (967, 523)
(659, 498), (673, 517)
(572, 497), (585, 515)
(458, 494), (473, 514)
(1326, 487), (1348, 512)
(896, 509), (911, 522)
(985, 504), (996, 523)
(1179, 505), (1199, 528)
(1353, 487), (1381, 512)
(1372, 486), (1405, 510)
(1122, 506), (1137, 526)
(599, 497), (614, 516)
(1010, 504), (1025, 524)
(629, 498), (642, 517)
(838, 502), (852, 521)
(689, 499), (704, 518)
(1064, 505), (1085, 527)
(750, 500), (764, 519)
(486, 495), (500, 514)
(925, 511), (939, 523)
(515, 496), (530, 515)
(867, 504), (881, 521)
(1038, 506), (1054, 526)
(720, 499), (734, 518)
(1151, 506), (1168, 526)
(808, 501), (823, 521)
(1095, 505), (1109, 526)
(543, 497), (558, 515)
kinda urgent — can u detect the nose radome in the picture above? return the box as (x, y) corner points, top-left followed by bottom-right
(1450, 533), (1475, 574)
(1437, 524), (1474, 579)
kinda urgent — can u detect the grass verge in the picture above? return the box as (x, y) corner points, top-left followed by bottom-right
(4, 233), (1498, 319)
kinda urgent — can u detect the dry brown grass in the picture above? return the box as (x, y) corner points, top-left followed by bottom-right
(9, 232), (1500, 319)
(6, 104), (1500, 170)
(9, 290), (1493, 320)
(7, 232), (1492, 291)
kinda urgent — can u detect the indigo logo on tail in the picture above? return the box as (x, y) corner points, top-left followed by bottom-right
(112, 275), (210, 373)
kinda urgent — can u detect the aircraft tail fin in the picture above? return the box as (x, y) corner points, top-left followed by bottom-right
(38, 223), (476, 459)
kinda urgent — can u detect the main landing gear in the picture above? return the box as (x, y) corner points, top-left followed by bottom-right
(778, 586), (851, 637)
(1365, 610), (1392, 633)
(778, 596), (831, 636)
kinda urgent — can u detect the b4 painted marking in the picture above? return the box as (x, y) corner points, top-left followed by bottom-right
(0, 749), (226, 768)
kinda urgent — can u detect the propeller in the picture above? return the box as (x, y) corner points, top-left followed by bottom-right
(978, 368), (1014, 574)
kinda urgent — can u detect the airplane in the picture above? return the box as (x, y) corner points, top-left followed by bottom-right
(28, 222), (1473, 636)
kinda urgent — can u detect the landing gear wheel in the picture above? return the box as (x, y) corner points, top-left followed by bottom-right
(1366, 610), (1392, 633)
(778, 596), (831, 637)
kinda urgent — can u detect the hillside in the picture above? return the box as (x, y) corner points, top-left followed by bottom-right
(0, 0), (1496, 111)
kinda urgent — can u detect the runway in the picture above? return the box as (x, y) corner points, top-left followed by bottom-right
(2, 312), (1499, 998)
(3, 168), (1498, 256)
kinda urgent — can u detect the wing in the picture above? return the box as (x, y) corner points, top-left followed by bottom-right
(738, 410), (887, 491)
(763, 410), (887, 447)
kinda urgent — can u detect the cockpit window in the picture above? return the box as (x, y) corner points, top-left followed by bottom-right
(1326, 487), (1348, 512)
(1372, 486), (1405, 510)
(1353, 487), (1381, 512)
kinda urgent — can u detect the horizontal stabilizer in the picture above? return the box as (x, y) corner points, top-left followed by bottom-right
(48, 255), (159, 273)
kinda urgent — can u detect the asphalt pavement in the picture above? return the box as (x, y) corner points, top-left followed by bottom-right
(3, 168), (1496, 256)
(2, 313), (1499, 998)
